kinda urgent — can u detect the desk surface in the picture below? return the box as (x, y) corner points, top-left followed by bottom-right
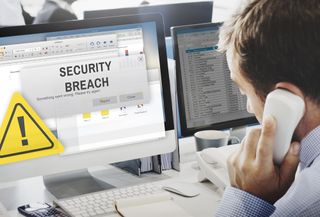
(1, 137), (223, 217)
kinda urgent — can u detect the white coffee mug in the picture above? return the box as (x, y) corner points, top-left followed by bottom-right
(194, 130), (240, 151)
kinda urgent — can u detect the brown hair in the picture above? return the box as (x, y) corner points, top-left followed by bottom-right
(219, 0), (320, 101)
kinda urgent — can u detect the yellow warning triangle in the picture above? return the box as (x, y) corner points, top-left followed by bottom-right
(0, 92), (64, 165)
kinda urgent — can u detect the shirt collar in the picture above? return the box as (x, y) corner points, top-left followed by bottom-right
(300, 125), (320, 169)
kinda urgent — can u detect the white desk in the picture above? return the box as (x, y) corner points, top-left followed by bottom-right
(1, 137), (223, 217)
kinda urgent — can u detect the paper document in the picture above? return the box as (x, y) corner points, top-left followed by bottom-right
(115, 192), (194, 217)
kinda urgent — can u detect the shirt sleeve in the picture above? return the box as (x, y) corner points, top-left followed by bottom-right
(215, 186), (275, 217)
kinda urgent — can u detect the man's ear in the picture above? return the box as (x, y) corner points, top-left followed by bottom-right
(275, 82), (304, 99)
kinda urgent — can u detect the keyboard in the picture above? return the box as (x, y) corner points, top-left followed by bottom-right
(54, 183), (163, 217)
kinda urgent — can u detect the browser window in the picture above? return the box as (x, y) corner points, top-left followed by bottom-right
(0, 23), (166, 155)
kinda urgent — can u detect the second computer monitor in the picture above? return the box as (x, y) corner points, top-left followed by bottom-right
(172, 23), (257, 137)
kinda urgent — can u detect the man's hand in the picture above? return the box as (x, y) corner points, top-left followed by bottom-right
(227, 116), (301, 204)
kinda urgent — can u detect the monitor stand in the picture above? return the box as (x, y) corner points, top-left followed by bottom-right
(229, 126), (247, 144)
(43, 169), (114, 199)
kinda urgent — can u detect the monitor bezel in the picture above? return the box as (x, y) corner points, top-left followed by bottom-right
(171, 22), (258, 137)
(0, 13), (174, 132)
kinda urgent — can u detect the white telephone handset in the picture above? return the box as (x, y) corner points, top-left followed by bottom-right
(263, 89), (305, 164)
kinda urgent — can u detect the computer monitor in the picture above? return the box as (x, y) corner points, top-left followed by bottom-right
(171, 22), (257, 137)
(84, 1), (214, 37)
(0, 14), (175, 185)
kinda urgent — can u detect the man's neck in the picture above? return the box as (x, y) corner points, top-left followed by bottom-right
(296, 100), (320, 140)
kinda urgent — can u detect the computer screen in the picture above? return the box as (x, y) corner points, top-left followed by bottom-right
(172, 23), (257, 137)
(84, 1), (213, 37)
(0, 14), (175, 182)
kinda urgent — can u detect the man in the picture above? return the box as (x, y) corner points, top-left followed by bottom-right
(33, 0), (77, 24)
(215, 0), (320, 216)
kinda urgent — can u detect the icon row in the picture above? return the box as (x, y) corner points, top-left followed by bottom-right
(82, 104), (145, 120)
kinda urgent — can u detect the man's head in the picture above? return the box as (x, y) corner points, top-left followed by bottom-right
(219, 0), (320, 123)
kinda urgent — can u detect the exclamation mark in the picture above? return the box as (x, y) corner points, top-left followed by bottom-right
(18, 116), (28, 146)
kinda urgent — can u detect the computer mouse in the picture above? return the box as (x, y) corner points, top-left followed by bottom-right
(162, 182), (200, 197)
